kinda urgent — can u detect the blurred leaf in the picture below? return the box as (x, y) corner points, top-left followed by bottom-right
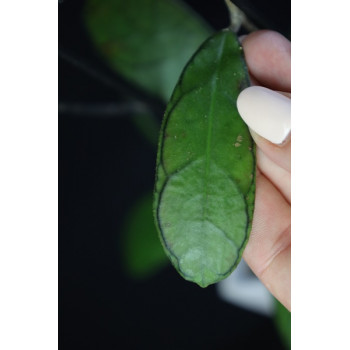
(121, 194), (169, 279)
(274, 299), (291, 349)
(84, 0), (212, 101)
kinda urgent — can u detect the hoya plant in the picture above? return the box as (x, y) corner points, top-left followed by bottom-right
(82, 0), (290, 347)
(86, 0), (255, 287)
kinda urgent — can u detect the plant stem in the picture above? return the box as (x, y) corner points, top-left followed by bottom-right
(58, 102), (148, 117)
(58, 47), (165, 117)
(224, 0), (259, 33)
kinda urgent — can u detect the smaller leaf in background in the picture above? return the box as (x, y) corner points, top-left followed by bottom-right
(121, 194), (169, 279)
(84, 0), (212, 101)
(274, 299), (291, 349)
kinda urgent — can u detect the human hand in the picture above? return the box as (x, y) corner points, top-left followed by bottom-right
(237, 30), (291, 311)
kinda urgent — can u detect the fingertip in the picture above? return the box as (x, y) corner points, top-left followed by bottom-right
(241, 30), (291, 92)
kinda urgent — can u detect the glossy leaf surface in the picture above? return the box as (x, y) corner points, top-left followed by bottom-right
(154, 29), (255, 287)
(84, 0), (212, 101)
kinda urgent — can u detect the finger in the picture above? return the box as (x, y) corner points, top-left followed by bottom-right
(237, 86), (291, 172)
(257, 148), (291, 203)
(251, 131), (291, 173)
(241, 30), (291, 92)
(243, 172), (291, 311)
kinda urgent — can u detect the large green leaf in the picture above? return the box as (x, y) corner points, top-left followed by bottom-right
(84, 0), (212, 101)
(121, 194), (168, 279)
(154, 29), (255, 287)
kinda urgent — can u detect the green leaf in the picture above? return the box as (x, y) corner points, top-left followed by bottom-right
(121, 194), (169, 279)
(84, 0), (212, 101)
(274, 299), (291, 349)
(154, 29), (255, 288)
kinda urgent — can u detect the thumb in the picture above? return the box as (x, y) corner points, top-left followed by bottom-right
(237, 86), (291, 173)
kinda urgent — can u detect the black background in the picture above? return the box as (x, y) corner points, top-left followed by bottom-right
(59, 1), (291, 349)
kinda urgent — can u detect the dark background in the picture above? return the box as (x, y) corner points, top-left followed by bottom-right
(59, 1), (291, 349)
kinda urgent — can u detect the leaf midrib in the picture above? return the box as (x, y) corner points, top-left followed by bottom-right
(203, 33), (228, 219)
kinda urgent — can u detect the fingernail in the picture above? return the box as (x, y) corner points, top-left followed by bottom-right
(237, 86), (291, 144)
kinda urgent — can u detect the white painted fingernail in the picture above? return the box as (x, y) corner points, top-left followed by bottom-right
(237, 86), (291, 144)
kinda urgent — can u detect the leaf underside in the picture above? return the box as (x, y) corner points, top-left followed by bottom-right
(154, 29), (256, 287)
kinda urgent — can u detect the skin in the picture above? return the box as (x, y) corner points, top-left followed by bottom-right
(240, 30), (291, 311)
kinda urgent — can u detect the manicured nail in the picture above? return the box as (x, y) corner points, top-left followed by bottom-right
(237, 86), (291, 144)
